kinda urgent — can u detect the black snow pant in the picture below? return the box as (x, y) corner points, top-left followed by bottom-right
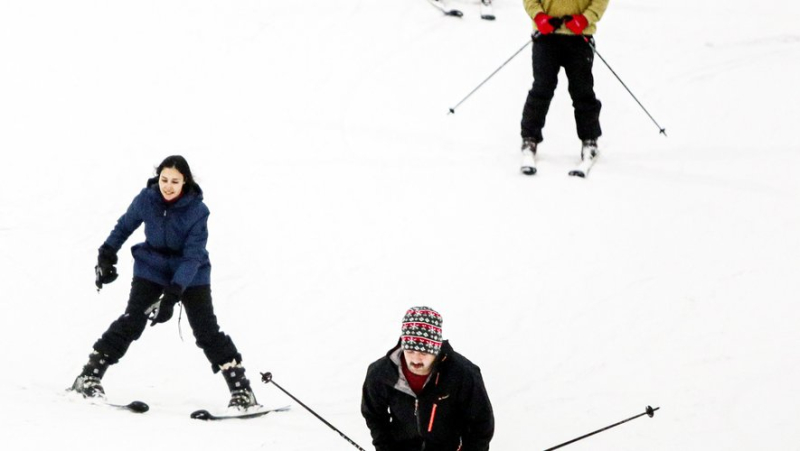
(520, 33), (602, 143)
(93, 277), (242, 373)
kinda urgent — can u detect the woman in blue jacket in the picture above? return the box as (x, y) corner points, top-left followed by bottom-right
(71, 155), (258, 411)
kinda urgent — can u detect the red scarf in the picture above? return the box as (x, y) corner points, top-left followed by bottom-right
(401, 354), (429, 395)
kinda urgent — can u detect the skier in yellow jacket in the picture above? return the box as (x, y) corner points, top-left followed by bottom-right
(519, 0), (609, 175)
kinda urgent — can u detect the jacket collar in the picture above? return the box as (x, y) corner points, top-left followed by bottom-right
(145, 176), (203, 208)
(386, 339), (452, 397)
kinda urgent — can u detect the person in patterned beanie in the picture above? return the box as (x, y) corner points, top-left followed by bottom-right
(400, 306), (443, 358)
(361, 306), (494, 451)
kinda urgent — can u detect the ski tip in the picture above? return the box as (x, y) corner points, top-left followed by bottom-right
(127, 401), (150, 413)
(446, 10), (463, 17)
(190, 409), (212, 420)
(568, 170), (586, 178)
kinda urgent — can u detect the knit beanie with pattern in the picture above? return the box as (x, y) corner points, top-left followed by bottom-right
(400, 306), (443, 355)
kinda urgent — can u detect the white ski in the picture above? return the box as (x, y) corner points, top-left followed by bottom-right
(568, 150), (598, 177)
(427, 0), (463, 17)
(191, 404), (291, 421)
(65, 389), (149, 413)
(520, 148), (537, 175)
(480, 0), (495, 20)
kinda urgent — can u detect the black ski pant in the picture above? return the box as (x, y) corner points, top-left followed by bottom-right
(93, 277), (242, 373)
(520, 34), (602, 143)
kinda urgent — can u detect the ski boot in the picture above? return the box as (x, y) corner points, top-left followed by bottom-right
(568, 139), (600, 177)
(221, 360), (259, 411)
(581, 139), (598, 161)
(520, 138), (538, 175)
(71, 351), (111, 399)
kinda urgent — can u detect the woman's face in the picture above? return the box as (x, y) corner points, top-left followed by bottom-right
(159, 167), (185, 201)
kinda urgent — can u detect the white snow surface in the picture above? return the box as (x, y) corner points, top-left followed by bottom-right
(2, 1), (800, 450)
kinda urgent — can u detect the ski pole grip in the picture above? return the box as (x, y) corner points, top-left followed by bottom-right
(260, 372), (273, 384)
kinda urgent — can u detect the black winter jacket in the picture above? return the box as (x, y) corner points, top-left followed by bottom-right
(361, 340), (494, 451)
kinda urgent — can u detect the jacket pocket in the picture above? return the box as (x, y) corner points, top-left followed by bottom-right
(427, 394), (450, 432)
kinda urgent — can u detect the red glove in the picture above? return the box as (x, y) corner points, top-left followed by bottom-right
(534, 13), (559, 35)
(565, 14), (589, 35)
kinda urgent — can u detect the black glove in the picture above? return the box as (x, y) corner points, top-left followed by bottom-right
(95, 244), (118, 290)
(148, 284), (182, 327)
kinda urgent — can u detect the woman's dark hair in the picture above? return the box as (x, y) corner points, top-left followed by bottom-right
(155, 155), (198, 193)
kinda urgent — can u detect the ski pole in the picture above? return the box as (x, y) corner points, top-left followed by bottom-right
(582, 36), (667, 136)
(448, 38), (532, 114)
(261, 372), (367, 451)
(543, 405), (660, 451)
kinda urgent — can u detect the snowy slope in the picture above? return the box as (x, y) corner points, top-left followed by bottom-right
(1, 0), (799, 450)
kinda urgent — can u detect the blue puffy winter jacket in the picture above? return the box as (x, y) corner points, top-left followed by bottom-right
(103, 177), (211, 291)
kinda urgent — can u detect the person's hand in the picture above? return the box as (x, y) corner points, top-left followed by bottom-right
(565, 14), (589, 35)
(148, 285), (182, 327)
(95, 244), (118, 290)
(534, 13), (563, 35)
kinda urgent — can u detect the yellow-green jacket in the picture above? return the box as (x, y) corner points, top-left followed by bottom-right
(523, 0), (609, 35)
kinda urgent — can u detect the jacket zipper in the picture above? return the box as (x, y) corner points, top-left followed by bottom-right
(162, 209), (168, 248)
(414, 399), (423, 436)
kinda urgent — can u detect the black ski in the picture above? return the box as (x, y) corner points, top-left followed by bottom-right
(107, 400), (150, 413)
(190, 405), (290, 421)
(569, 145), (599, 177)
(66, 387), (149, 413)
(427, 0), (463, 17)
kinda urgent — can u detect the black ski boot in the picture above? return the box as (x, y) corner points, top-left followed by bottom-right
(221, 360), (258, 411)
(71, 351), (111, 399)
